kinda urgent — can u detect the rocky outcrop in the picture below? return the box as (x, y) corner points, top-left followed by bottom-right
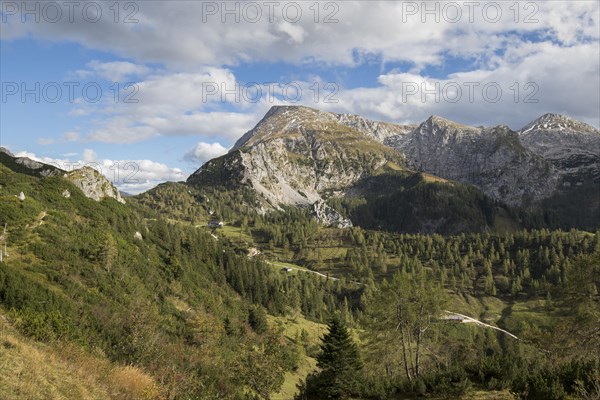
(391, 116), (559, 206)
(310, 200), (353, 228)
(190, 106), (599, 213)
(190, 106), (404, 208)
(0, 147), (63, 177)
(66, 167), (125, 204)
(519, 113), (600, 186)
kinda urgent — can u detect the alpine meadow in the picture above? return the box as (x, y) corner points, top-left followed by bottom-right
(1, 1), (599, 399)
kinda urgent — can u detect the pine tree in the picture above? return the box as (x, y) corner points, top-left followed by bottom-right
(302, 316), (362, 399)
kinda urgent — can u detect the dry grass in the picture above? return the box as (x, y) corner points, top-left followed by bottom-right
(422, 172), (451, 184)
(111, 366), (159, 400)
(0, 330), (111, 399)
(0, 311), (162, 400)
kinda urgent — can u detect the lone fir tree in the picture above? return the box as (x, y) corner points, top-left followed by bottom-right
(299, 316), (362, 399)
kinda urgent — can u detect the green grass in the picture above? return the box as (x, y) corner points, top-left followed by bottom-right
(269, 314), (326, 400)
(215, 224), (256, 246)
(501, 298), (564, 333)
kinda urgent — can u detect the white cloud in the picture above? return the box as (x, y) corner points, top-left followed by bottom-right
(2, 0), (598, 153)
(69, 68), (260, 144)
(13, 150), (187, 195)
(83, 60), (151, 82)
(314, 41), (600, 129)
(184, 142), (229, 166)
(62, 131), (80, 142)
(37, 137), (55, 145)
(82, 148), (97, 162)
(275, 21), (306, 44)
(2, 1), (597, 70)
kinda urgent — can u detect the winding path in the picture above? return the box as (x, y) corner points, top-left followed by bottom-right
(441, 310), (519, 340)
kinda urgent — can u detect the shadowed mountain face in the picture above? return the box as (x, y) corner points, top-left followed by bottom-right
(0, 147), (64, 178)
(189, 106), (598, 214)
(388, 116), (559, 206)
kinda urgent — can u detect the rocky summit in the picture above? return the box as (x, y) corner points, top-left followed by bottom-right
(188, 106), (600, 217)
(0, 148), (124, 204)
(65, 167), (126, 204)
(189, 106), (406, 211)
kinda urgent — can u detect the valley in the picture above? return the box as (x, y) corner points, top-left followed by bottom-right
(0, 107), (599, 399)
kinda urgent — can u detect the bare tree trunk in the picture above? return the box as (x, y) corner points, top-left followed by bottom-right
(397, 304), (412, 381)
(400, 325), (412, 381)
(415, 317), (422, 378)
(415, 305), (425, 378)
(407, 330), (416, 378)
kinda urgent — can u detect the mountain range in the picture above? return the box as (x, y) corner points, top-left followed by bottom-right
(1, 106), (599, 399)
(2, 106), (599, 233)
(189, 106), (600, 231)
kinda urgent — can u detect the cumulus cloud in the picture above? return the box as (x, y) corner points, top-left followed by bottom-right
(314, 41), (600, 129)
(184, 142), (229, 166)
(2, 1), (597, 69)
(13, 150), (187, 195)
(82, 148), (97, 162)
(68, 68), (260, 144)
(2, 0), (598, 156)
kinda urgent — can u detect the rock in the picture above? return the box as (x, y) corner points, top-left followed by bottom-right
(519, 113), (600, 185)
(310, 200), (353, 228)
(62, 189), (71, 198)
(134, 231), (143, 241)
(65, 167), (125, 204)
(188, 106), (599, 215)
(17, 192), (25, 201)
(390, 116), (559, 206)
(1, 147), (63, 177)
(188, 106), (404, 209)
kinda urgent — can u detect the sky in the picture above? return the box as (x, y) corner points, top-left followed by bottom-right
(1, 0), (599, 193)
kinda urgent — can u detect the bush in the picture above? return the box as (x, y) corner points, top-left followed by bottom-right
(11, 309), (74, 342)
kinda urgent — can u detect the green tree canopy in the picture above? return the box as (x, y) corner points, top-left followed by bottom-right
(301, 316), (362, 399)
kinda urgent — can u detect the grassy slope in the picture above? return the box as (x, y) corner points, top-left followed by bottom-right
(269, 314), (325, 400)
(0, 309), (158, 400)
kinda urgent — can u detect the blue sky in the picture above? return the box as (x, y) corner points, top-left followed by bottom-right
(1, 1), (599, 193)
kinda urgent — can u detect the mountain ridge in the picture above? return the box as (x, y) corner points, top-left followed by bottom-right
(188, 106), (599, 231)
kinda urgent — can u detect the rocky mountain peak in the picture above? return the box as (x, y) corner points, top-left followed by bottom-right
(65, 167), (125, 204)
(520, 113), (599, 135)
(517, 113), (600, 185)
(231, 106), (416, 153)
(417, 115), (480, 136)
(230, 106), (334, 151)
(191, 107), (598, 214)
(0, 147), (15, 157)
(334, 113), (416, 143)
(0, 147), (64, 177)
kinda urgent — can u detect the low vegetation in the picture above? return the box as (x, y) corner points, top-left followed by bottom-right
(1, 161), (598, 399)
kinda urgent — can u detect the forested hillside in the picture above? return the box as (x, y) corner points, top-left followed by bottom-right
(1, 156), (599, 399)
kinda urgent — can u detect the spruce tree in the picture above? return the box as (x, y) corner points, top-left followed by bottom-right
(303, 316), (362, 399)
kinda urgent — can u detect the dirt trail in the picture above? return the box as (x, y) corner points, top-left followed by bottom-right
(442, 311), (519, 340)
